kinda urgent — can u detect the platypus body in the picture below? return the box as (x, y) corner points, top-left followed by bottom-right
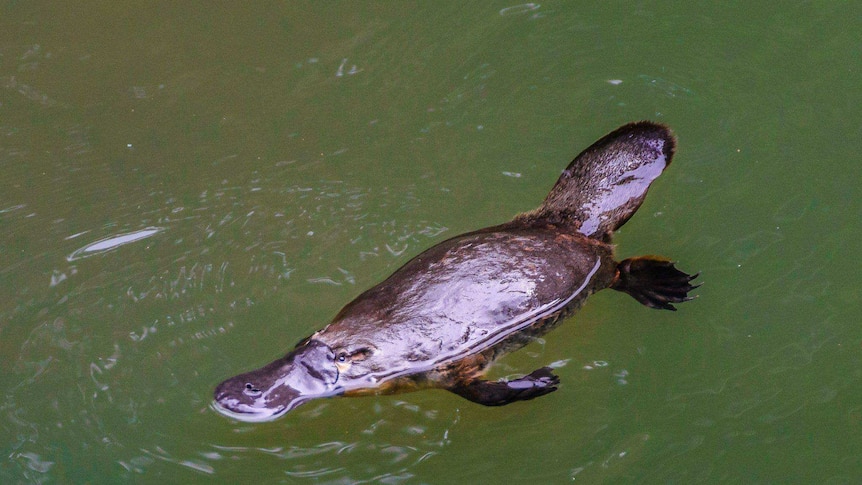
(214, 121), (698, 422)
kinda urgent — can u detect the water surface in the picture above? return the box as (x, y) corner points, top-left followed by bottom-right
(2, 2), (860, 483)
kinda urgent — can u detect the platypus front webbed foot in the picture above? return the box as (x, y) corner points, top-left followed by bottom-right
(612, 256), (700, 311)
(450, 367), (560, 406)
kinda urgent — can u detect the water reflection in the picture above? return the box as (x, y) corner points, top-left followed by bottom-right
(499, 3), (541, 16)
(66, 227), (165, 261)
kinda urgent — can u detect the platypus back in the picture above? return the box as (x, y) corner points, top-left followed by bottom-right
(523, 121), (675, 241)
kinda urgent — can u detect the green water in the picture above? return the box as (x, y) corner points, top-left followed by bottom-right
(2, 2), (860, 483)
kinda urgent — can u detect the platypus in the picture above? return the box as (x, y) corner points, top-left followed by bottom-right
(213, 121), (698, 422)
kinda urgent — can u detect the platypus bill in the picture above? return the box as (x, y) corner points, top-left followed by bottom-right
(214, 121), (698, 422)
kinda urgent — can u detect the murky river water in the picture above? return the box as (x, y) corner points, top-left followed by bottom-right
(2, 2), (861, 483)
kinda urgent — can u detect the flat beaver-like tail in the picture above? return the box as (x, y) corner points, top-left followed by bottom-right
(527, 121), (676, 241)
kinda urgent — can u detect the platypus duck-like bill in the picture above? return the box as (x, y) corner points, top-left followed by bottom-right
(213, 121), (699, 422)
(213, 340), (342, 422)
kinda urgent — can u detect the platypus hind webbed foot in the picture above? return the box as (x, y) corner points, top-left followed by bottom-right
(613, 256), (700, 311)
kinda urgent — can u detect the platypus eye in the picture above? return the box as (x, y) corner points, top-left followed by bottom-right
(335, 348), (372, 365)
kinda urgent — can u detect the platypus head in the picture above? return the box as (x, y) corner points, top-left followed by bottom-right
(213, 337), (379, 422)
(213, 339), (343, 422)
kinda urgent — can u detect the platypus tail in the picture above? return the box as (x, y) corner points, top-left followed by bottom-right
(524, 121), (676, 242)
